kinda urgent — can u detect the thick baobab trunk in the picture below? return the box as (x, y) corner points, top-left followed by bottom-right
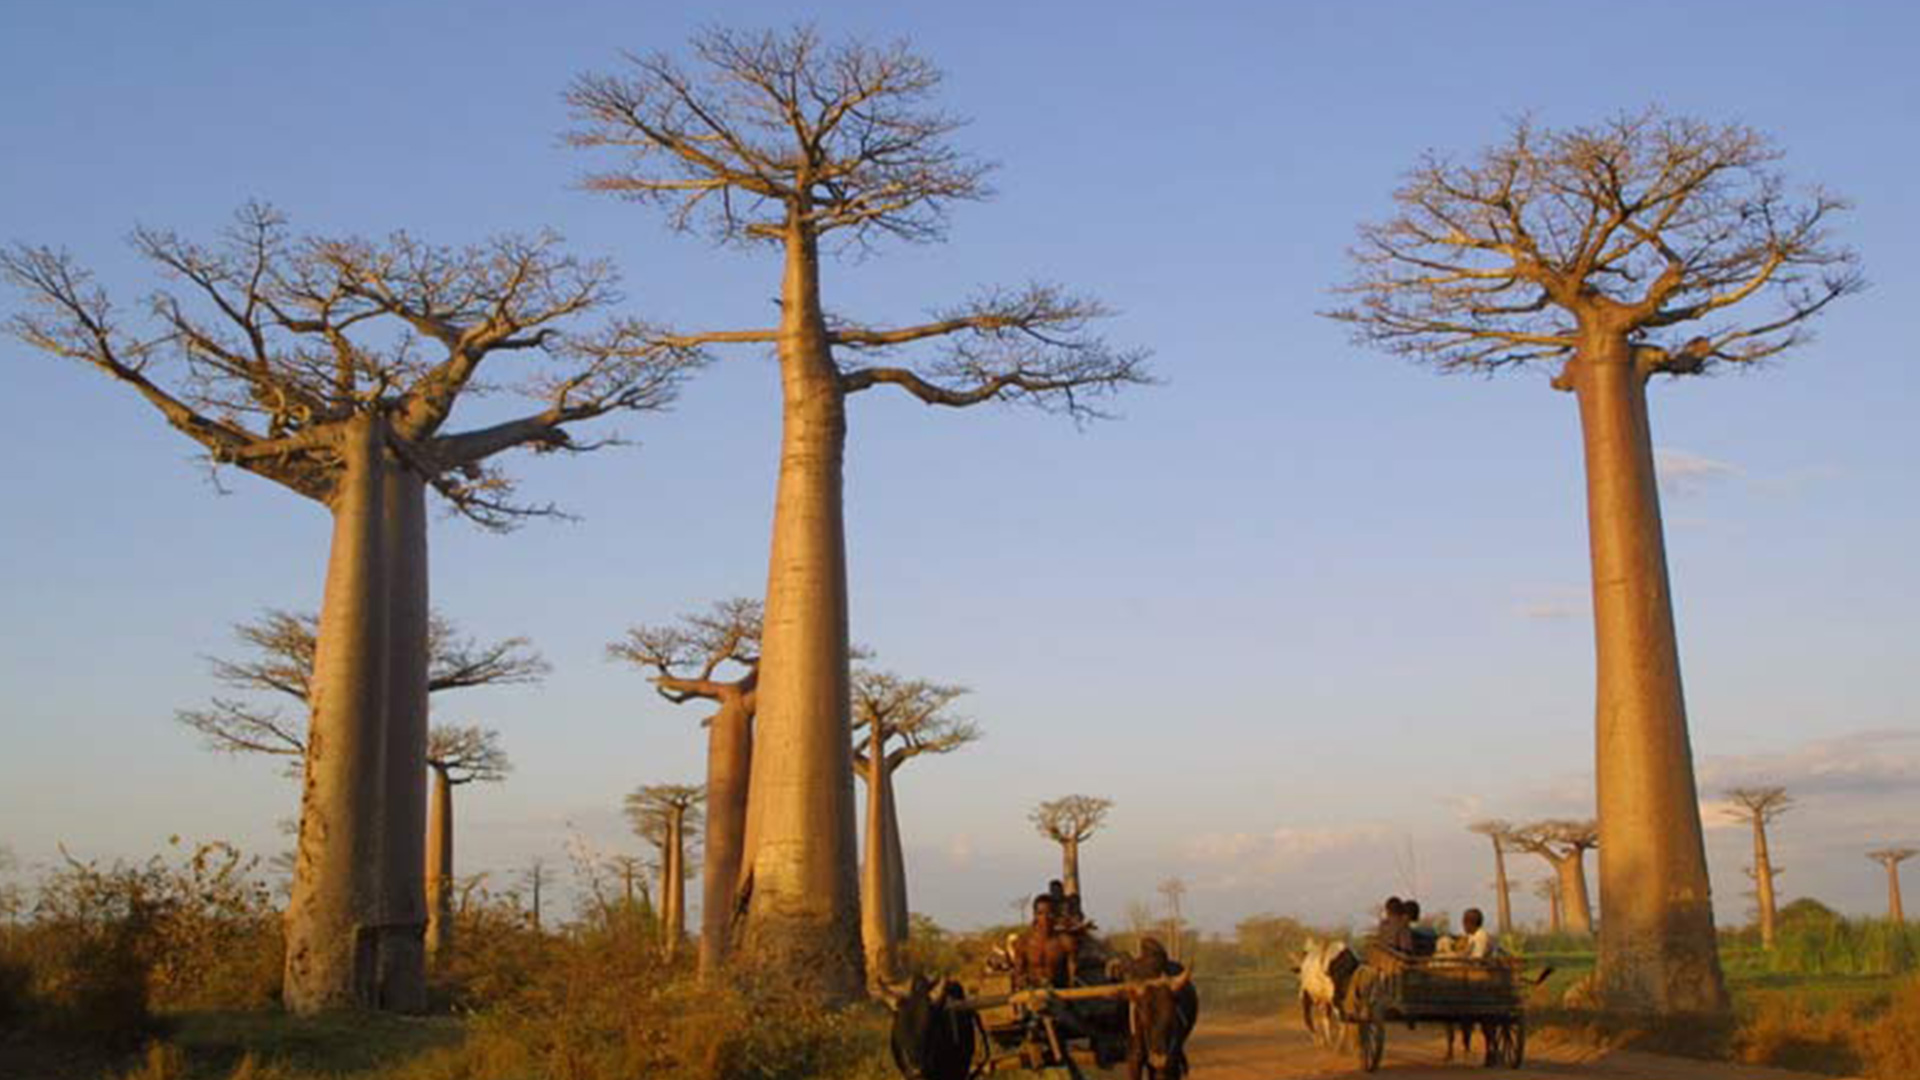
(1752, 819), (1778, 949)
(424, 766), (454, 963)
(1573, 340), (1728, 1013)
(860, 732), (895, 981)
(699, 695), (752, 979)
(881, 768), (909, 943)
(1889, 863), (1907, 924)
(1555, 852), (1595, 937)
(1491, 838), (1513, 936)
(1062, 838), (1082, 898)
(1548, 888), (1564, 934)
(738, 217), (863, 999)
(375, 465), (429, 1012)
(664, 807), (685, 956)
(284, 415), (389, 1014)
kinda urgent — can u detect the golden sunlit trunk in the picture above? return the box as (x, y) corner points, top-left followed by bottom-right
(1574, 340), (1729, 1013)
(699, 697), (751, 980)
(664, 807), (685, 957)
(1889, 864), (1907, 924)
(881, 769), (909, 943)
(1063, 838), (1082, 897)
(424, 766), (454, 962)
(284, 414), (389, 1014)
(375, 466), (429, 1012)
(1548, 888), (1564, 934)
(1753, 820), (1778, 949)
(1491, 837), (1513, 937)
(738, 215), (864, 1000)
(1556, 852), (1595, 936)
(860, 731), (894, 981)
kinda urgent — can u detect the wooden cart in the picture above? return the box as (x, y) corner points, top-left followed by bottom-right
(1345, 948), (1528, 1072)
(956, 970), (1134, 1078)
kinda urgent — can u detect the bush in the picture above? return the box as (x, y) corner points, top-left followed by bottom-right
(1734, 993), (1864, 1074)
(1861, 975), (1920, 1079)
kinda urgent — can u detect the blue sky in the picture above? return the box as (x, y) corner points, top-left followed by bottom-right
(1, 0), (1915, 933)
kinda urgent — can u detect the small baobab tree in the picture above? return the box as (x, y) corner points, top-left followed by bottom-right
(519, 859), (549, 932)
(850, 668), (979, 979)
(424, 726), (509, 961)
(1158, 877), (1188, 962)
(1869, 848), (1915, 924)
(608, 598), (759, 977)
(1331, 112), (1858, 1012)
(569, 28), (1150, 997)
(5, 208), (695, 1012)
(1532, 878), (1564, 934)
(1469, 819), (1517, 936)
(1510, 821), (1598, 937)
(1032, 795), (1113, 899)
(1722, 787), (1793, 949)
(627, 784), (706, 958)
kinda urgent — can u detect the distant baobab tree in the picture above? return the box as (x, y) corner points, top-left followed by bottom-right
(1332, 112), (1859, 1012)
(608, 599), (759, 978)
(4, 209), (696, 1013)
(520, 859), (549, 932)
(1509, 821), (1598, 936)
(605, 853), (655, 915)
(1722, 787), (1794, 949)
(1533, 878), (1564, 934)
(627, 784), (705, 958)
(174, 610), (536, 967)
(177, 608), (545, 772)
(850, 668), (979, 979)
(424, 726), (509, 961)
(1869, 848), (1915, 923)
(1469, 820), (1518, 935)
(1158, 877), (1188, 962)
(568, 28), (1150, 997)
(1032, 795), (1113, 898)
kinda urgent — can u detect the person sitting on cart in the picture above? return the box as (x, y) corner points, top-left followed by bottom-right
(1405, 899), (1439, 956)
(1372, 896), (1415, 953)
(1018, 894), (1075, 989)
(1449, 907), (1498, 959)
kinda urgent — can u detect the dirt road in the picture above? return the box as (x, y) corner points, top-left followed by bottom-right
(1183, 1014), (1859, 1080)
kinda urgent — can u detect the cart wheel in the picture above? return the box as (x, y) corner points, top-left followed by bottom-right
(1355, 1020), (1385, 1072)
(1504, 1018), (1526, 1068)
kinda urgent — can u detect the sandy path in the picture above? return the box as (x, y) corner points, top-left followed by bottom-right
(1182, 1013), (1860, 1080)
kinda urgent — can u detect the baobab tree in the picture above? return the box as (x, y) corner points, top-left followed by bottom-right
(4, 207), (694, 1012)
(568, 28), (1149, 996)
(1510, 821), (1598, 937)
(849, 668), (979, 978)
(1332, 113), (1859, 1012)
(1722, 787), (1793, 949)
(1869, 848), (1915, 923)
(177, 608), (545, 773)
(1533, 878), (1564, 934)
(608, 598), (759, 977)
(520, 859), (549, 932)
(1031, 795), (1113, 898)
(1158, 877), (1188, 962)
(424, 726), (509, 961)
(1469, 819), (1517, 935)
(627, 784), (706, 958)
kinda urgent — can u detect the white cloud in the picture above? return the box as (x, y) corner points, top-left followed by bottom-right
(1697, 729), (1920, 799)
(1654, 448), (1740, 496)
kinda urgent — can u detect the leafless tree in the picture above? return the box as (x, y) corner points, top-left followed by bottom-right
(1722, 787), (1793, 949)
(1031, 795), (1113, 898)
(520, 859), (549, 932)
(1531, 878), (1564, 934)
(1868, 847), (1916, 924)
(849, 667), (979, 979)
(1509, 820), (1598, 937)
(608, 598), (758, 977)
(177, 608), (544, 770)
(1468, 819), (1518, 936)
(627, 784), (706, 958)
(1158, 877), (1188, 962)
(424, 726), (510, 960)
(569, 27), (1149, 998)
(5, 207), (697, 1013)
(1331, 112), (1858, 1014)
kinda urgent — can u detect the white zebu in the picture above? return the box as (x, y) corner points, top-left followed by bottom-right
(1293, 938), (1354, 1050)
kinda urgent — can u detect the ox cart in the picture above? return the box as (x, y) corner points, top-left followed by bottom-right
(1344, 948), (1528, 1072)
(956, 968), (1135, 1077)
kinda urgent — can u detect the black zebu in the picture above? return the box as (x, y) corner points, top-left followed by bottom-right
(888, 976), (978, 1080)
